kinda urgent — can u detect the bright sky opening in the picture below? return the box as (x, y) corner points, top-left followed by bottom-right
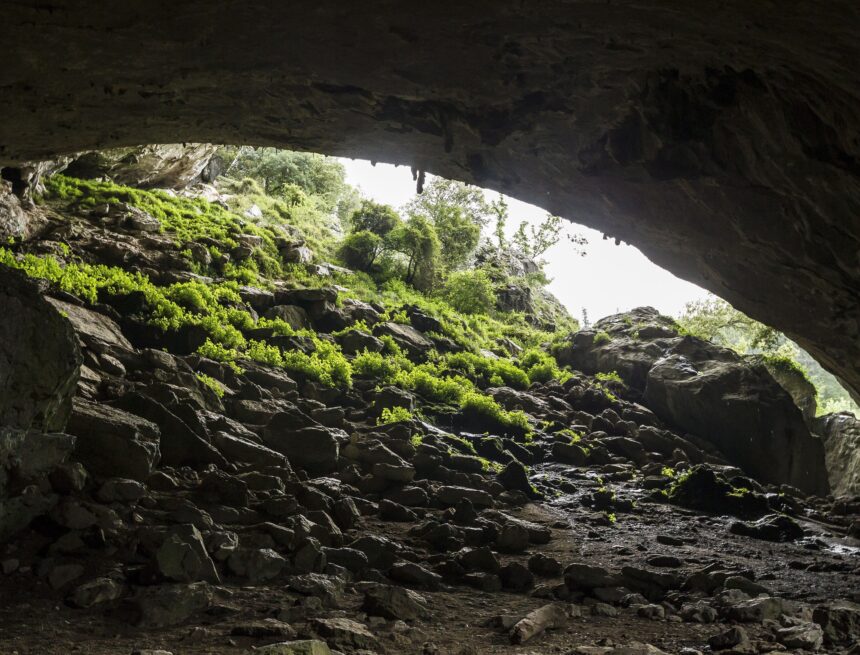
(339, 158), (710, 322)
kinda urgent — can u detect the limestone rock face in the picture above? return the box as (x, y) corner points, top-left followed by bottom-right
(813, 412), (860, 496)
(0, 268), (81, 432)
(557, 307), (829, 494)
(1, 2), (858, 402)
(65, 399), (161, 481)
(0, 180), (29, 241)
(644, 338), (829, 495)
(62, 144), (217, 189)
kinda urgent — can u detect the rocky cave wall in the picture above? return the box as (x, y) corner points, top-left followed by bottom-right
(1, 1), (858, 401)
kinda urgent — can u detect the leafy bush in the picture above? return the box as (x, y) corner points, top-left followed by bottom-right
(196, 373), (225, 398)
(459, 391), (531, 432)
(441, 351), (529, 390)
(519, 348), (568, 384)
(443, 269), (496, 315)
(593, 331), (611, 345)
(377, 406), (414, 425)
(338, 230), (384, 271)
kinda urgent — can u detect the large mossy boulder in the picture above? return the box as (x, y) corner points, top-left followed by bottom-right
(644, 338), (829, 495)
(0, 266), (81, 431)
(557, 307), (829, 495)
(813, 412), (860, 496)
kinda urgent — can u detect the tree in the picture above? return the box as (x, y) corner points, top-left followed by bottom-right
(490, 197), (508, 249)
(444, 269), (496, 314)
(678, 297), (780, 352)
(226, 147), (354, 216)
(403, 178), (488, 270)
(388, 216), (441, 291)
(512, 214), (588, 260)
(678, 296), (859, 416)
(338, 230), (384, 271)
(349, 199), (401, 237)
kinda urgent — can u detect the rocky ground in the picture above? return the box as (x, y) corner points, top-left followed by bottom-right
(0, 161), (858, 655)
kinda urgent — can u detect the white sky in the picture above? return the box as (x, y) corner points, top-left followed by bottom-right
(339, 158), (709, 322)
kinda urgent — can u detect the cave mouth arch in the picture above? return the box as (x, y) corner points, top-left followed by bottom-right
(1, 1), (858, 400)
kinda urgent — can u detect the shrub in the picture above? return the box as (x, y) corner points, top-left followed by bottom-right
(443, 269), (496, 315)
(519, 347), (568, 384)
(377, 406), (413, 425)
(459, 391), (530, 432)
(352, 349), (407, 383)
(338, 230), (384, 271)
(196, 373), (225, 398)
(593, 330), (611, 345)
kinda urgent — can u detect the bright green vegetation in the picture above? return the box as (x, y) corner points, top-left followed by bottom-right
(443, 269), (496, 315)
(679, 296), (859, 417)
(4, 149), (589, 435)
(196, 373), (225, 398)
(593, 330), (611, 345)
(595, 370), (623, 385)
(377, 406), (414, 425)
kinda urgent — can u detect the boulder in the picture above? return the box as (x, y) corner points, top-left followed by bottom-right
(210, 431), (288, 468)
(0, 179), (31, 240)
(262, 423), (341, 474)
(264, 305), (312, 330)
(310, 617), (378, 651)
(814, 412), (860, 496)
(0, 267), (81, 431)
(338, 330), (383, 355)
(555, 307), (677, 390)
(68, 577), (125, 608)
(156, 525), (221, 584)
(228, 548), (286, 582)
(747, 354), (818, 422)
(372, 322), (433, 358)
(254, 642), (332, 655)
(645, 337), (829, 494)
(114, 393), (226, 468)
(361, 583), (430, 620)
(66, 399), (161, 481)
(556, 307), (830, 495)
(45, 297), (133, 353)
(813, 601), (860, 646)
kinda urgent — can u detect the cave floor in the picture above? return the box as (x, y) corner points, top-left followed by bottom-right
(0, 473), (856, 655)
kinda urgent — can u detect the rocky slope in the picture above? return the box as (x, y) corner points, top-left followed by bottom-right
(0, 165), (857, 655)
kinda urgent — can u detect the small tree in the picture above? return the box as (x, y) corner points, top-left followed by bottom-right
(490, 197), (509, 249)
(404, 178), (488, 270)
(444, 269), (496, 314)
(338, 230), (384, 271)
(349, 199), (401, 237)
(388, 216), (440, 291)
